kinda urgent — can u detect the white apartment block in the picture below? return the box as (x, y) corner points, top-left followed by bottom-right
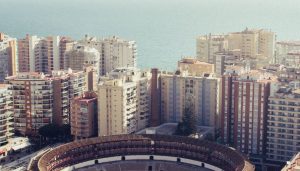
(196, 34), (227, 64)
(267, 86), (300, 162)
(18, 34), (73, 73)
(0, 33), (17, 83)
(160, 70), (220, 129)
(0, 84), (14, 145)
(78, 35), (137, 76)
(274, 41), (300, 64)
(196, 28), (275, 69)
(98, 67), (151, 136)
(64, 44), (100, 78)
(227, 28), (275, 60)
(284, 50), (300, 67)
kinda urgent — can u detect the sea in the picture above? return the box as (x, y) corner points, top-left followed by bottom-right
(1, 0), (300, 71)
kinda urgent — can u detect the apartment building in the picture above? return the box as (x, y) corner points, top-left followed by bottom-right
(0, 84), (14, 145)
(160, 70), (220, 129)
(98, 67), (151, 136)
(196, 34), (227, 64)
(267, 86), (300, 162)
(64, 45), (100, 78)
(78, 35), (137, 76)
(215, 49), (242, 76)
(6, 70), (86, 135)
(51, 69), (85, 125)
(18, 35), (39, 72)
(228, 28), (275, 60)
(284, 50), (300, 67)
(71, 92), (97, 140)
(196, 28), (275, 69)
(258, 29), (275, 59)
(274, 41), (300, 64)
(18, 34), (73, 73)
(177, 57), (215, 76)
(0, 33), (17, 83)
(6, 73), (54, 136)
(83, 65), (98, 91)
(221, 68), (277, 156)
(59, 37), (74, 70)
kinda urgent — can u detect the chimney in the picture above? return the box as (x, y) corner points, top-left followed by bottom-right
(150, 68), (160, 126)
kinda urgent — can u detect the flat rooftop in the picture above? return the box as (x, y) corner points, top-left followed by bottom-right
(136, 123), (178, 135)
(136, 123), (214, 138)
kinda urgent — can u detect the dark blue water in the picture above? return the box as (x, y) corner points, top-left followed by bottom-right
(1, 0), (300, 70)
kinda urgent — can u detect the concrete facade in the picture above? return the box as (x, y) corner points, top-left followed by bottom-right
(228, 28), (275, 60)
(5, 70), (86, 135)
(160, 70), (220, 129)
(18, 34), (73, 73)
(64, 45), (100, 78)
(274, 41), (300, 64)
(221, 68), (277, 156)
(98, 68), (151, 136)
(78, 35), (137, 76)
(0, 33), (17, 83)
(71, 92), (98, 140)
(0, 84), (14, 145)
(6, 73), (54, 135)
(285, 50), (300, 67)
(196, 34), (227, 64)
(267, 86), (300, 162)
(196, 28), (275, 70)
(51, 69), (86, 125)
(215, 50), (242, 76)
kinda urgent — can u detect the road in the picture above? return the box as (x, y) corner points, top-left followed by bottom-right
(0, 143), (62, 171)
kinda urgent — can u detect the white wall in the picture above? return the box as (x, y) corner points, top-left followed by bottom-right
(62, 155), (223, 171)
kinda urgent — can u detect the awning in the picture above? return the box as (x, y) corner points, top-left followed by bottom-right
(11, 142), (31, 151)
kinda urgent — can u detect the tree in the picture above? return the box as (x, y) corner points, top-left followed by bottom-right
(38, 124), (60, 138)
(38, 123), (72, 143)
(59, 124), (70, 136)
(175, 107), (197, 136)
(59, 124), (71, 141)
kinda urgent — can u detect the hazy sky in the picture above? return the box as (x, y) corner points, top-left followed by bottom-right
(1, 0), (300, 40)
(1, 0), (300, 69)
